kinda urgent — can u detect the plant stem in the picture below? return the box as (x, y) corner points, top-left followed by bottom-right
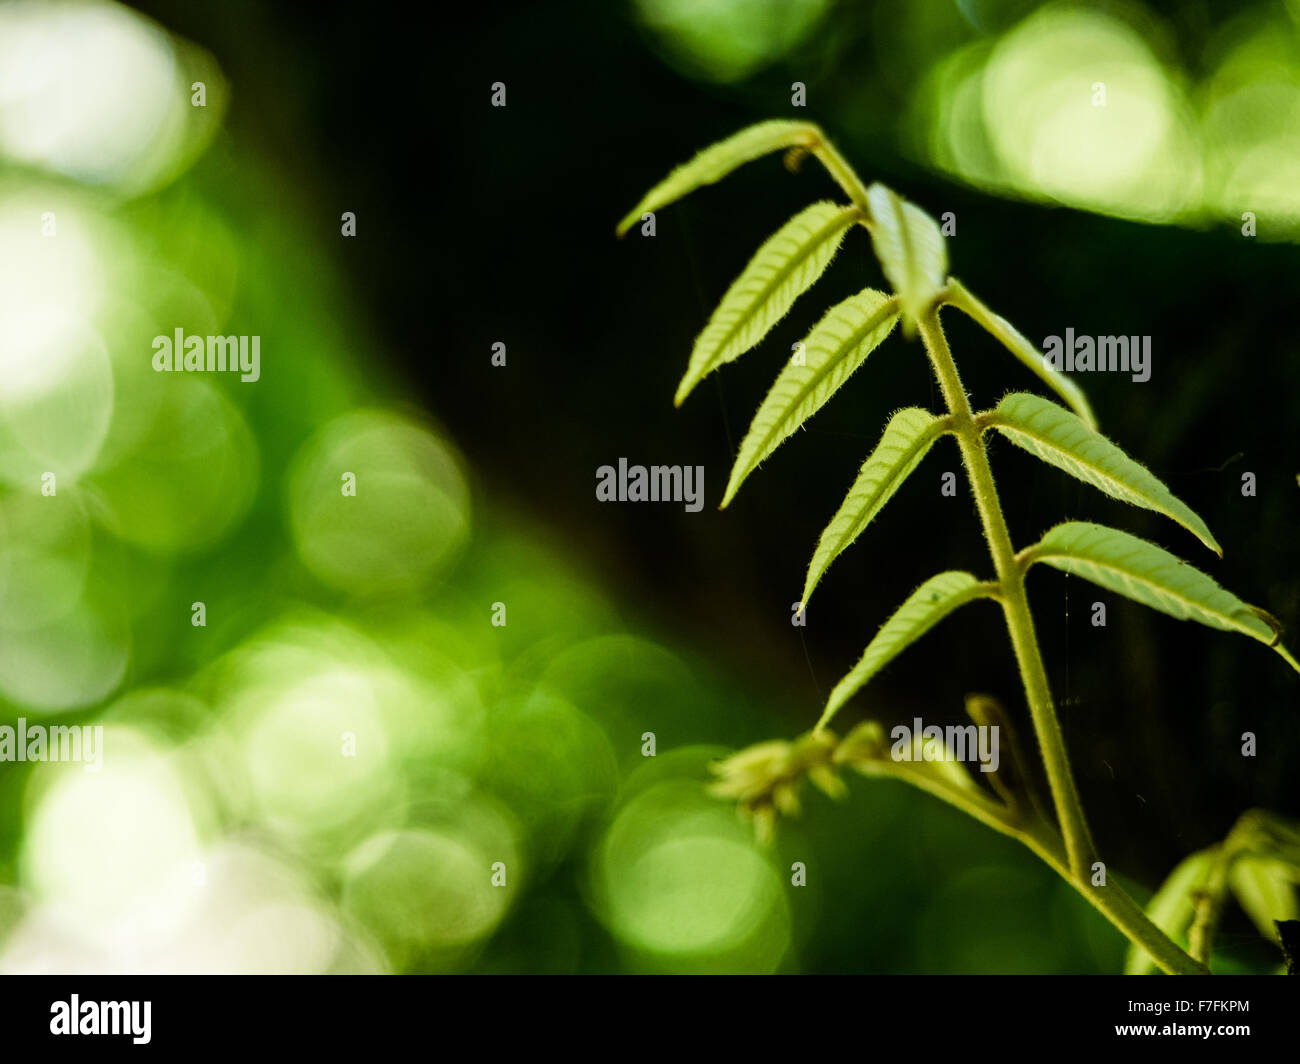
(1187, 844), (1231, 967)
(909, 306), (1208, 974)
(1018, 819), (1210, 975)
(862, 756), (1207, 973)
(915, 307), (1095, 876)
(801, 146), (1203, 972)
(808, 134), (873, 217)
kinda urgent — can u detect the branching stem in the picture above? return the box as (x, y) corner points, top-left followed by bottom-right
(873, 756), (1207, 974)
(916, 309), (1094, 875)
(914, 307), (1206, 974)
(802, 146), (1207, 976)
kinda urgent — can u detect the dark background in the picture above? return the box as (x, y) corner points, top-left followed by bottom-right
(133, 0), (1298, 915)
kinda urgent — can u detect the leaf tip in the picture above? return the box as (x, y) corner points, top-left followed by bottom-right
(720, 467), (750, 509)
(799, 575), (818, 613)
(1276, 644), (1300, 677)
(1194, 525), (1224, 558)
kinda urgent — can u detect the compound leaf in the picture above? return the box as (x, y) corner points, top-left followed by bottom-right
(819, 571), (989, 727)
(990, 392), (1220, 555)
(721, 288), (899, 507)
(675, 201), (859, 405)
(802, 408), (947, 605)
(617, 120), (822, 237)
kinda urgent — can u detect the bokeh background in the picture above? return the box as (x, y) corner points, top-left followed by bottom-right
(0, 0), (1296, 973)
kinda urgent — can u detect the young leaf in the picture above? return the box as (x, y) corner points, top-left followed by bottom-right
(865, 183), (947, 332)
(989, 392), (1221, 555)
(721, 289), (900, 508)
(1025, 522), (1299, 671)
(616, 119), (822, 237)
(900, 730), (981, 793)
(944, 279), (1097, 430)
(819, 572), (990, 728)
(675, 201), (859, 406)
(1229, 856), (1298, 942)
(802, 408), (948, 605)
(1124, 850), (1215, 975)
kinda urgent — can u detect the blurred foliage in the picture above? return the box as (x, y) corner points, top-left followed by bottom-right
(0, 0), (1293, 974)
(636, 0), (1300, 232)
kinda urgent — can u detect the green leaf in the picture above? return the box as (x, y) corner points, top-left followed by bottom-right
(674, 201), (859, 406)
(1125, 850), (1214, 975)
(721, 289), (900, 508)
(989, 392), (1220, 555)
(1026, 522), (1299, 672)
(802, 408), (948, 605)
(865, 183), (947, 332)
(945, 279), (1097, 430)
(1229, 856), (1298, 942)
(819, 572), (989, 728)
(616, 119), (822, 237)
